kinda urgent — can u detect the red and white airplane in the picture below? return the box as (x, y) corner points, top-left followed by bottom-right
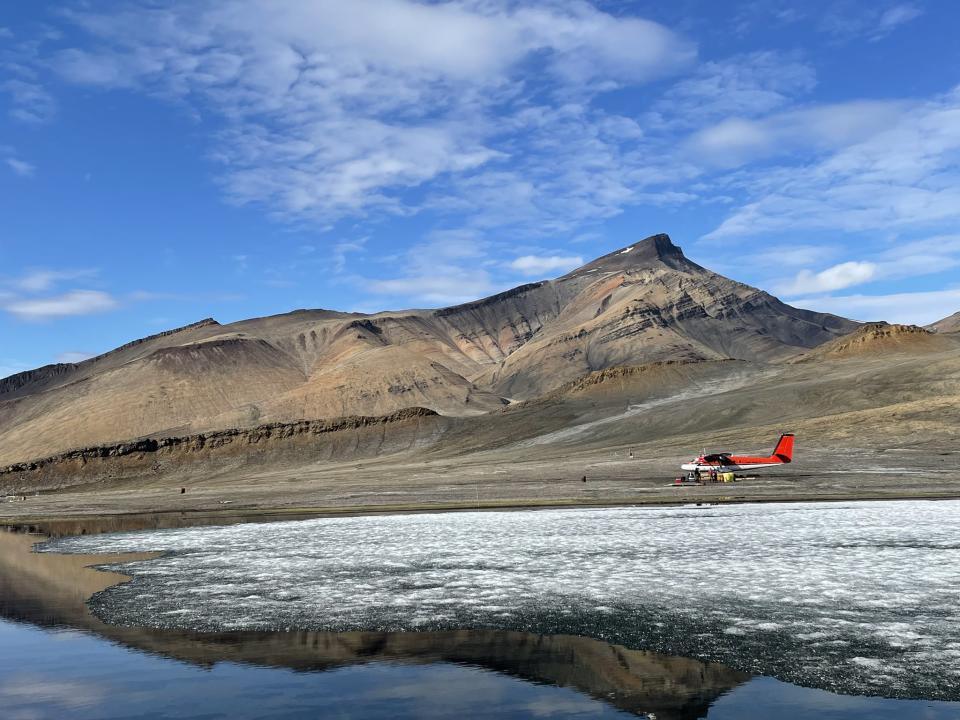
(681, 433), (795, 473)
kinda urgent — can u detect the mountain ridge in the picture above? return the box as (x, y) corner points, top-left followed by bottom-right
(0, 233), (859, 465)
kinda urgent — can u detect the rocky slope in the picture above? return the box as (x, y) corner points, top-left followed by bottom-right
(0, 408), (443, 494)
(929, 311), (960, 333)
(793, 323), (957, 362)
(0, 234), (857, 466)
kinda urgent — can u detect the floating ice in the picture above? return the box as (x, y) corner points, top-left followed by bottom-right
(43, 500), (960, 700)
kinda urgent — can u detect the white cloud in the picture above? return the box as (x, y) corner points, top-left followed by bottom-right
(788, 288), (960, 326)
(5, 157), (35, 177)
(361, 232), (499, 305)
(15, 268), (96, 292)
(767, 234), (960, 297)
(5, 290), (119, 320)
(509, 254), (583, 276)
(747, 244), (836, 269)
(704, 88), (960, 239)
(781, 260), (877, 294)
(875, 4), (924, 37)
(688, 100), (903, 168)
(367, 271), (497, 306)
(431, 102), (692, 234)
(709, 242), (837, 286)
(218, 120), (502, 220)
(40, 0), (694, 232)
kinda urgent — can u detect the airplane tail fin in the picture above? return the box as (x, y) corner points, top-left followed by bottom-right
(772, 433), (794, 463)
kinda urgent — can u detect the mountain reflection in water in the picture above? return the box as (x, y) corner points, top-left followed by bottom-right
(2, 522), (959, 719)
(0, 528), (744, 719)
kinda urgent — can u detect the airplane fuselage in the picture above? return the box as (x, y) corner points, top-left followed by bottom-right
(680, 460), (780, 472)
(680, 434), (795, 474)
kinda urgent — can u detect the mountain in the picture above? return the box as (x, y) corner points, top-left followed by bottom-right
(929, 311), (960, 333)
(0, 233), (857, 466)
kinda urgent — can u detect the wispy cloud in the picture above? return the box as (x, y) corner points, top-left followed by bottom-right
(0, 268), (121, 321)
(37, 0), (694, 233)
(5, 156), (35, 177)
(780, 260), (877, 294)
(743, 244), (837, 269)
(1, 78), (57, 123)
(773, 234), (960, 296)
(361, 231), (500, 305)
(704, 88), (960, 239)
(5, 290), (119, 320)
(819, 2), (923, 42)
(874, 4), (924, 38)
(688, 100), (902, 168)
(332, 239), (367, 273)
(366, 272), (498, 306)
(653, 51), (816, 126)
(509, 254), (583, 276)
(789, 288), (960, 326)
(16, 268), (97, 292)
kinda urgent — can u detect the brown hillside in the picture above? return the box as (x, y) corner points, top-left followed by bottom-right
(929, 311), (960, 333)
(0, 233), (857, 465)
(793, 323), (957, 362)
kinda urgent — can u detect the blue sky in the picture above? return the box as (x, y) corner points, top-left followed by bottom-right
(2, 0), (960, 377)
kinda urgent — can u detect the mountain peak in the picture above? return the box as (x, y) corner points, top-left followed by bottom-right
(633, 232), (683, 258)
(605, 233), (685, 263)
(564, 233), (691, 278)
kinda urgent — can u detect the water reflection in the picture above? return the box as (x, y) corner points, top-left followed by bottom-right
(0, 528), (746, 718)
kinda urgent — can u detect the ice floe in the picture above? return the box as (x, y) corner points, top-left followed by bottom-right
(43, 500), (960, 700)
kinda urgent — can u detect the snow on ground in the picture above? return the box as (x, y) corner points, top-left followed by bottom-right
(44, 500), (960, 700)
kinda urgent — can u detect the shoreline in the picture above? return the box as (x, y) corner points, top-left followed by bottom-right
(3, 489), (959, 537)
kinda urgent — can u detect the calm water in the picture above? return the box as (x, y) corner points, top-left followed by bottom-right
(2, 502), (959, 719)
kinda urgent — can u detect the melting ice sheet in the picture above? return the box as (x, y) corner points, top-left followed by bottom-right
(44, 500), (960, 700)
